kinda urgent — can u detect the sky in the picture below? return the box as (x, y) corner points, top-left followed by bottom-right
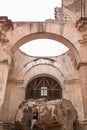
(0, 0), (62, 21)
(20, 39), (69, 57)
(0, 0), (69, 57)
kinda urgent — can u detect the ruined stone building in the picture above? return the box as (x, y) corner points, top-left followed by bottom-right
(0, 0), (87, 130)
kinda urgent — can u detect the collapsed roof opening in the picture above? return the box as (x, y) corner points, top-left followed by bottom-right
(19, 39), (69, 57)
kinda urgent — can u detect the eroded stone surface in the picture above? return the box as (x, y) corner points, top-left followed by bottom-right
(15, 98), (78, 130)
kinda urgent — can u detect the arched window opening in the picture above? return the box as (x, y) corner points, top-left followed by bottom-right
(41, 87), (47, 96)
(25, 76), (62, 101)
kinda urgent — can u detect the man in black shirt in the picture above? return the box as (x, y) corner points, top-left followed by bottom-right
(29, 108), (38, 130)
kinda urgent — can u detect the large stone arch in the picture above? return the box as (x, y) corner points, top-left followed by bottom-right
(11, 31), (81, 64)
(14, 57), (70, 80)
(0, 0), (87, 126)
(23, 64), (65, 90)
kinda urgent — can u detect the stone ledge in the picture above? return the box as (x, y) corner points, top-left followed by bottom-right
(80, 119), (87, 125)
(76, 17), (87, 32)
(7, 78), (24, 85)
(64, 79), (80, 84)
(77, 62), (87, 69)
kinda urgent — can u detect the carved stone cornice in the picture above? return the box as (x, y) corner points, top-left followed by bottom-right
(0, 60), (10, 67)
(76, 17), (87, 32)
(0, 17), (13, 32)
(77, 62), (87, 69)
(7, 78), (24, 85)
(0, 31), (9, 43)
(80, 119), (87, 125)
(64, 79), (80, 84)
(0, 17), (13, 44)
(78, 35), (87, 44)
(76, 17), (87, 45)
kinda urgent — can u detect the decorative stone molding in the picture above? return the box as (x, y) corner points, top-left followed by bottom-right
(0, 60), (10, 67)
(76, 17), (87, 32)
(77, 62), (87, 69)
(80, 119), (87, 125)
(0, 31), (9, 44)
(0, 17), (13, 64)
(0, 17), (13, 32)
(0, 17), (13, 44)
(76, 17), (87, 45)
(78, 35), (87, 44)
(0, 45), (11, 64)
(79, 119), (87, 129)
(64, 79), (80, 85)
(7, 78), (24, 85)
(24, 58), (56, 69)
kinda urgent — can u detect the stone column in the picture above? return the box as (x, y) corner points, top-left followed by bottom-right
(0, 46), (11, 122)
(0, 61), (10, 121)
(84, 0), (87, 17)
(63, 79), (84, 120)
(81, 0), (87, 17)
(0, 17), (13, 121)
(79, 64), (87, 119)
(76, 15), (87, 120)
(0, 40), (11, 122)
(7, 79), (24, 122)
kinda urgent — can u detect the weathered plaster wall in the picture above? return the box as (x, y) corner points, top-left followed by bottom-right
(1, 49), (84, 122)
(0, 1), (87, 128)
(0, 62), (10, 121)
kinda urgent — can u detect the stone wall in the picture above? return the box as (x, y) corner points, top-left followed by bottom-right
(1, 49), (84, 123)
(0, 1), (87, 129)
